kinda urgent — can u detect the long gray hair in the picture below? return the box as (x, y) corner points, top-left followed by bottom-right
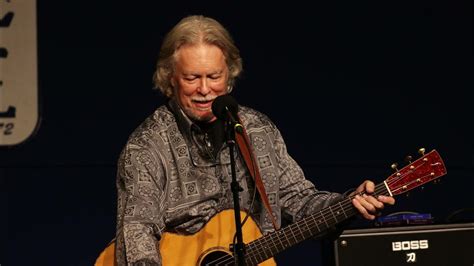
(153, 15), (243, 97)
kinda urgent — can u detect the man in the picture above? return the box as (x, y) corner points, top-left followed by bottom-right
(115, 15), (395, 265)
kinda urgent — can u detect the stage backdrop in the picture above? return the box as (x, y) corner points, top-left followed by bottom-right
(0, 1), (39, 146)
(0, 2), (472, 265)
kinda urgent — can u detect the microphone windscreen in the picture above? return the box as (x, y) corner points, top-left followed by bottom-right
(212, 95), (239, 120)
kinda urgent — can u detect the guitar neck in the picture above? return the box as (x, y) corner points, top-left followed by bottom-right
(244, 182), (389, 265)
(241, 149), (446, 265)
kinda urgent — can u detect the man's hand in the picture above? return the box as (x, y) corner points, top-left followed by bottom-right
(351, 180), (396, 220)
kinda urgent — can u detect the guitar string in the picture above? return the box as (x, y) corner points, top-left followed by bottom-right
(210, 162), (430, 265)
(235, 177), (433, 264)
(262, 174), (431, 264)
(241, 168), (436, 263)
(219, 166), (434, 265)
(207, 156), (437, 265)
(223, 184), (388, 265)
(242, 175), (397, 262)
(244, 167), (436, 263)
(207, 183), (389, 265)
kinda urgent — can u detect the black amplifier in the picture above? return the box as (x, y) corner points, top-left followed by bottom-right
(334, 222), (474, 266)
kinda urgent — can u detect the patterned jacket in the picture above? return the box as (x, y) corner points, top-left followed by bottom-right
(115, 99), (342, 265)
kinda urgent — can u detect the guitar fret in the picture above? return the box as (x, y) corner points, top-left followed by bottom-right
(295, 221), (305, 241)
(320, 210), (329, 228)
(310, 213), (321, 232)
(338, 201), (348, 218)
(246, 251), (259, 266)
(260, 235), (273, 259)
(275, 230), (285, 252)
(304, 216), (312, 234)
(280, 229), (291, 249)
(273, 231), (283, 255)
(257, 245), (267, 263)
(273, 230), (282, 251)
(329, 206), (338, 223)
(294, 226), (302, 242)
(249, 238), (263, 262)
(287, 225), (298, 244)
(251, 241), (265, 263)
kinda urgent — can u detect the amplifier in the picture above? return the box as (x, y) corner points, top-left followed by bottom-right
(334, 222), (474, 266)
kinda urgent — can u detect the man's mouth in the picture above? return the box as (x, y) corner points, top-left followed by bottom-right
(192, 99), (214, 110)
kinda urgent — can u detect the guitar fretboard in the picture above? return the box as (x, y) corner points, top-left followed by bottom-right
(243, 183), (389, 265)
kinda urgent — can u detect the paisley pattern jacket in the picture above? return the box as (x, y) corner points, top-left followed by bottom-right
(115, 99), (342, 265)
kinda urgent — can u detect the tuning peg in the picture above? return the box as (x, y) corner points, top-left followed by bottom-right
(391, 163), (399, 171)
(391, 163), (402, 176)
(405, 155), (413, 164)
(418, 148), (426, 156)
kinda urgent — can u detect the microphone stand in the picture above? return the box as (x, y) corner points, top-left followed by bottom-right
(225, 117), (246, 266)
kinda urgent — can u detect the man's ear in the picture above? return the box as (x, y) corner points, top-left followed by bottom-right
(170, 76), (178, 89)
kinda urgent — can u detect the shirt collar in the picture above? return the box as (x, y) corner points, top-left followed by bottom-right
(167, 98), (202, 139)
(167, 98), (231, 165)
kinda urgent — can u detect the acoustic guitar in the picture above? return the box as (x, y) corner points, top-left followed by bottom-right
(95, 149), (447, 265)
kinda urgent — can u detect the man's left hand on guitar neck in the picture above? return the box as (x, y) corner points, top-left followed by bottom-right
(351, 180), (396, 220)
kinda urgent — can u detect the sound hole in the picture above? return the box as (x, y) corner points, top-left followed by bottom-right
(200, 249), (233, 266)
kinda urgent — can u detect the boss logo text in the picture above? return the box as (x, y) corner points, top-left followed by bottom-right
(392, 240), (429, 251)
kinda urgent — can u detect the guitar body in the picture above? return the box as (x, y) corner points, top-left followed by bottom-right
(95, 210), (276, 266)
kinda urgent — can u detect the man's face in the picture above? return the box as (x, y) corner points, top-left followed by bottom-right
(172, 43), (229, 122)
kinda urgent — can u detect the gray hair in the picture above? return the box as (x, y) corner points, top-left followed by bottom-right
(153, 15), (243, 97)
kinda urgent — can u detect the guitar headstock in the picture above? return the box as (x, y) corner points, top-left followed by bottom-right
(385, 149), (447, 196)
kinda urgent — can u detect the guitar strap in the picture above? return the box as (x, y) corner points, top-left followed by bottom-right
(235, 118), (279, 230)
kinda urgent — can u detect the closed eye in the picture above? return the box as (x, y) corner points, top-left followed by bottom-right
(184, 76), (198, 81)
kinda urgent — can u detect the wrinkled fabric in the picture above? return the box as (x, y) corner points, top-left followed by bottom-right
(115, 99), (342, 265)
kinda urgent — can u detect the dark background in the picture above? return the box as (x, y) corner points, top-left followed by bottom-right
(1, 1), (472, 265)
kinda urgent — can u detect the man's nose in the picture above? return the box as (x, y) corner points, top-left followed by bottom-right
(197, 78), (210, 94)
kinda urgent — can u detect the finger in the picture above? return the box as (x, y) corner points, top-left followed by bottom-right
(353, 195), (376, 220)
(364, 180), (375, 194)
(363, 194), (384, 209)
(353, 198), (376, 220)
(378, 195), (396, 205)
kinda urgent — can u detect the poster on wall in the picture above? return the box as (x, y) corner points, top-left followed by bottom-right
(0, 0), (39, 146)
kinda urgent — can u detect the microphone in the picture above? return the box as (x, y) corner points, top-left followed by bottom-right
(211, 95), (243, 133)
